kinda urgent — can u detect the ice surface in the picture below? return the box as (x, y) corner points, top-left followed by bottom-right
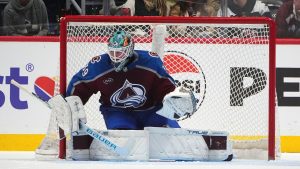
(0, 151), (299, 169)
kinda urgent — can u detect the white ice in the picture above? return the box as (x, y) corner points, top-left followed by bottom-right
(0, 152), (300, 169)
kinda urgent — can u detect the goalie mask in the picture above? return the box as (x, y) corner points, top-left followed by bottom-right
(108, 31), (134, 66)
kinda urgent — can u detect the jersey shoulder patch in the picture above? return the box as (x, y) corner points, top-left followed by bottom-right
(90, 55), (101, 64)
(148, 51), (159, 57)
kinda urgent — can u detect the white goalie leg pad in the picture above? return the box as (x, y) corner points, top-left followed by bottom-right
(156, 87), (197, 121)
(89, 130), (149, 161)
(47, 95), (74, 159)
(145, 127), (233, 161)
(145, 127), (209, 161)
(47, 95), (88, 160)
(35, 95), (71, 160)
(65, 96), (88, 160)
(35, 108), (59, 160)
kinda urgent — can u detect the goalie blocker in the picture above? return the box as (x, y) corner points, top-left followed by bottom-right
(36, 94), (232, 161)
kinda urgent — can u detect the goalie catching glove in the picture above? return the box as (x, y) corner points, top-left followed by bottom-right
(156, 87), (197, 121)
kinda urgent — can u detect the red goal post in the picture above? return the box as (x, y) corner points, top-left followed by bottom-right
(56, 16), (276, 160)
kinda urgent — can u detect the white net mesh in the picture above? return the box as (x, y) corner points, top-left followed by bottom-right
(53, 16), (277, 160)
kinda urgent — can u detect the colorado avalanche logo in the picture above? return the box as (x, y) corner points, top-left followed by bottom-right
(110, 79), (147, 108)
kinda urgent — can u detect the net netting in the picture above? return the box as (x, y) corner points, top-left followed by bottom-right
(46, 16), (278, 160)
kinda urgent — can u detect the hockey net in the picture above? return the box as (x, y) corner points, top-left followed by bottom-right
(37, 16), (279, 160)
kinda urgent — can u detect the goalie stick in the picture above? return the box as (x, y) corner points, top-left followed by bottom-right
(10, 79), (130, 157)
(78, 120), (129, 156)
(10, 79), (52, 109)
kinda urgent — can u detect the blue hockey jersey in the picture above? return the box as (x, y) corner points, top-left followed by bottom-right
(66, 50), (176, 113)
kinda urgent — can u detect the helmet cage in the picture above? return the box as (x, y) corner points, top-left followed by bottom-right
(108, 43), (133, 63)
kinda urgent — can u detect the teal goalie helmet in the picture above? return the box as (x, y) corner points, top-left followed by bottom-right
(107, 31), (134, 64)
